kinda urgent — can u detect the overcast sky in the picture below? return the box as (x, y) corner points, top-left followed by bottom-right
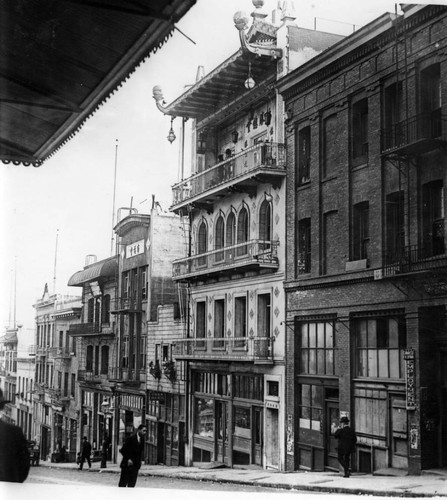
(0, 0), (438, 330)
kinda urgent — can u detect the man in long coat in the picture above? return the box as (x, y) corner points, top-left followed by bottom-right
(334, 416), (357, 477)
(118, 424), (147, 487)
(0, 389), (30, 482)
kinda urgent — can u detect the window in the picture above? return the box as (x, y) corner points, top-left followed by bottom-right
(298, 321), (336, 375)
(233, 374), (263, 400)
(94, 345), (99, 375)
(352, 98), (368, 163)
(196, 301), (206, 348)
(140, 336), (146, 369)
(141, 268), (147, 300)
(197, 220), (207, 267)
(123, 272), (130, 299)
(383, 82), (404, 150)
(59, 331), (63, 348)
(386, 191), (405, 260)
(87, 298), (94, 323)
(259, 200), (272, 252)
(421, 63), (441, 137)
(323, 114), (338, 178)
(422, 180), (444, 257)
(71, 373), (76, 398)
(64, 372), (69, 397)
(257, 293), (271, 338)
(215, 215), (225, 263)
(122, 336), (129, 368)
(102, 295), (110, 324)
(194, 398), (214, 438)
(234, 296), (247, 347)
(236, 207), (249, 256)
(297, 218), (311, 275)
(214, 299), (225, 348)
(353, 202), (369, 261)
(296, 126), (311, 185)
(86, 345), (93, 371)
(100, 345), (109, 375)
(354, 316), (406, 379)
(299, 384), (323, 432)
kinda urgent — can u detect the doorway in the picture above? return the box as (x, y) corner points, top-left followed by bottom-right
(325, 401), (339, 470)
(265, 407), (279, 469)
(216, 401), (228, 464)
(389, 393), (407, 469)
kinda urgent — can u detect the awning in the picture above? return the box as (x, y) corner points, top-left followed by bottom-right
(68, 255), (118, 286)
(0, 0), (196, 166)
(162, 48), (277, 125)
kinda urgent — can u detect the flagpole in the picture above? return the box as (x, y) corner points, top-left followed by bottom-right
(110, 139), (119, 256)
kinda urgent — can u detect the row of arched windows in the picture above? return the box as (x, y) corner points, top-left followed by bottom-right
(196, 200), (272, 254)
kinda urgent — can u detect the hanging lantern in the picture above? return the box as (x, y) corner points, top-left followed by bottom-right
(197, 131), (207, 153)
(244, 60), (255, 89)
(232, 130), (239, 143)
(264, 109), (272, 126)
(167, 116), (176, 144)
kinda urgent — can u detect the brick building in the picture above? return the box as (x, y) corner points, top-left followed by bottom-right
(278, 4), (447, 474)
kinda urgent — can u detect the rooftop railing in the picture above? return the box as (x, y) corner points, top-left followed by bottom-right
(173, 240), (279, 280)
(172, 142), (285, 206)
(173, 336), (274, 363)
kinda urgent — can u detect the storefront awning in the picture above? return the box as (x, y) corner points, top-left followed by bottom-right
(0, 0), (196, 167)
(68, 256), (118, 286)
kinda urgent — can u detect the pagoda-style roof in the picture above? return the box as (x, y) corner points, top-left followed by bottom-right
(0, 0), (196, 167)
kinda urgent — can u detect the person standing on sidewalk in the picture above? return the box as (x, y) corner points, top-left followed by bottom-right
(78, 436), (92, 470)
(118, 424), (147, 487)
(333, 416), (357, 477)
(100, 434), (110, 468)
(0, 389), (30, 482)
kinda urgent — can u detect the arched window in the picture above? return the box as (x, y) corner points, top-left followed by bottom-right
(197, 220), (208, 267)
(259, 200), (272, 252)
(100, 345), (109, 375)
(215, 214), (225, 262)
(86, 345), (94, 371)
(237, 206), (249, 256)
(102, 294), (111, 324)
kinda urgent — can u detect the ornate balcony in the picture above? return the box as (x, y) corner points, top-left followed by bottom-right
(171, 142), (286, 213)
(77, 370), (102, 384)
(173, 240), (279, 281)
(173, 336), (274, 364)
(381, 111), (447, 156)
(109, 367), (144, 385)
(68, 322), (115, 336)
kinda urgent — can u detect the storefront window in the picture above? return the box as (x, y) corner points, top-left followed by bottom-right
(299, 384), (323, 432)
(354, 316), (406, 379)
(298, 321), (336, 375)
(194, 398), (214, 438)
(172, 426), (179, 451)
(233, 406), (251, 438)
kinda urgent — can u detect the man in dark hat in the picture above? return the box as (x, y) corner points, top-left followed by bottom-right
(334, 415), (357, 478)
(0, 388), (30, 482)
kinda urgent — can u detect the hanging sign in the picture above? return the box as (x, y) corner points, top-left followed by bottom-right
(405, 349), (416, 410)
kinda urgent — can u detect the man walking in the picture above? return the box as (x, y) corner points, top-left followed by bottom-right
(333, 416), (357, 477)
(0, 389), (30, 483)
(78, 436), (92, 470)
(118, 424), (147, 487)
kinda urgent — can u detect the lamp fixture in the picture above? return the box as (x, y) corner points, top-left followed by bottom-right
(244, 60), (255, 89)
(232, 130), (239, 143)
(197, 131), (207, 153)
(167, 116), (176, 144)
(264, 191), (273, 203)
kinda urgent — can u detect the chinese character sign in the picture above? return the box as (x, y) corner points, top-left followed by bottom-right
(126, 239), (145, 259)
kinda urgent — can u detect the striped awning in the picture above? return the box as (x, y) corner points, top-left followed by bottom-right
(68, 256), (118, 286)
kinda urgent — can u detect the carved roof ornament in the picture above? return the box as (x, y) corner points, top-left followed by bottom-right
(152, 85), (170, 114)
(234, 0), (284, 59)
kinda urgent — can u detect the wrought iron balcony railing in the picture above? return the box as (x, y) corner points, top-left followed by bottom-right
(111, 297), (143, 313)
(109, 367), (145, 384)
(48, 347), (72, 359)
(382, 241), (447, 277)
(173, 240), (279, 280)
(68, 322), (115, 336)
(172, 142), (286, 208)
(382, 111), (447, 155)
(77, 370), (103, 383)
(173, 336), (274, 363)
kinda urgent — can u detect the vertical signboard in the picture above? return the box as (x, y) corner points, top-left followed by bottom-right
(404, 349), (416, 410)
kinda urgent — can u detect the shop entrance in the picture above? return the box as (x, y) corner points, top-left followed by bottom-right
(389, 393), (408, 469)
(325, 400), (339, 470)
(216, 401), (228, 464)
(265, 407), (279, 469)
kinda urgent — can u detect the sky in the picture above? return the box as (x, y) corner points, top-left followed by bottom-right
(0, 0), (440, 331)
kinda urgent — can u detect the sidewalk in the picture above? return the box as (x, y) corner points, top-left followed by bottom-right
(38, 460), (447, 498)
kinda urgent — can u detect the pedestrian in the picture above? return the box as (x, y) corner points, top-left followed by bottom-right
(78, 436), (92, 470)
(333, 416), (357, 478)
(118, 424), (147, 487)
(0, 388), (30, 483)
(100, 434), (110, 468)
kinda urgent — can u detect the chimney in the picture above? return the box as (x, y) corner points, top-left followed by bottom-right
(85, 254), (97, 267)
